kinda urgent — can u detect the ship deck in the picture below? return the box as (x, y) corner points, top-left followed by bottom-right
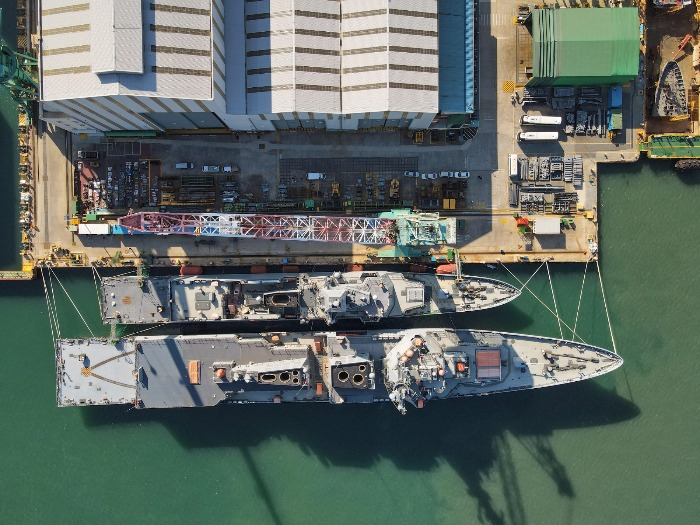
(56, 339), (137, 406)
(100, 272), (520, 326)
(56, 330), (622, 410)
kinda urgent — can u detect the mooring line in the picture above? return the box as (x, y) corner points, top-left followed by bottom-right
(572, 260), (589, 341)
(545, 261), (564, 340)
(499, 261), (585, 343)
(518, 259), (547, 291)
(91, 265), (103, 314)
(47, 267), (61, 340)
(49, 268), (95, 337)
(595, 260), (619, 356)
(40, 266), (57, 342)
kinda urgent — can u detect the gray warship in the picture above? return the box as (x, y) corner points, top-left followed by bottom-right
(100, 269), (520, 325)
(55, 329), (622, 413)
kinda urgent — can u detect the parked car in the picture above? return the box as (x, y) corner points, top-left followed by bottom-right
(454, 172), (470, 179)
(421, 173), (438, 180)
(202, 165), (220, 173)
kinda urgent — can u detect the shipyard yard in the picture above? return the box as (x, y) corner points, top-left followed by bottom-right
(4, 2), (700, 524)
(19, 0), (650, 272)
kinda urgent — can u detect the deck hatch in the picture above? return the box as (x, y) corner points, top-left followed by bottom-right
(188, 360), (201, 384)
(476, 349), (502, 380)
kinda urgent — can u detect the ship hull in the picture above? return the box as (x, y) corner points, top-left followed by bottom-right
(56, 329), (622, 413)
(100, 271), (521, 325)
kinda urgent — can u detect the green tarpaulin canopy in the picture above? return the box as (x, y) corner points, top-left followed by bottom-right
(528, 8), (639, 87)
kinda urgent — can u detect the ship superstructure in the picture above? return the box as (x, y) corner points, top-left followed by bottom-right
(55, 330), (623, 412)
(100, 270), (520, 325)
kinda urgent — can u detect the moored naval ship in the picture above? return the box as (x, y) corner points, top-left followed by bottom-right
(100, 269), (520, 325)
(55, 329), (622, 413)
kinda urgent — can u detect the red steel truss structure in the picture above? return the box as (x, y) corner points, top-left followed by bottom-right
(118, 212), (396, 245)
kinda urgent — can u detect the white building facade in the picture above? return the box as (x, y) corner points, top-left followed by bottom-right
(39, 0), (443, 133)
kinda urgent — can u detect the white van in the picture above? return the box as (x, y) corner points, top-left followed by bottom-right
(202, 165), (220, 173)
(520, 115), (562, 126)
(517, 131), (559, 142)
(175, 162), (194, 169)
(307, 173), (326, 180)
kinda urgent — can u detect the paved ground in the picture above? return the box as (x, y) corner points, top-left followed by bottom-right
(30, 0), (646, 269)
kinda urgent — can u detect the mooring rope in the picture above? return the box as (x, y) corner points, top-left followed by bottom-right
(47, 267), (62, 341)
(499, 261), (585, 343)
(123, 323), (162, 338)
(572, 260), (590, 341)
(49, 267), (95, 337)
(518, 259), (548, 291)
(595, 260), (619, 356)
(40, 266), (57, 342)
(91, 265), (103, 314)
(545, 261), (564, 340)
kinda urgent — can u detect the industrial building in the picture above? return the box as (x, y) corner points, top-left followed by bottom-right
(527, 7), (639, 87)
(38, 0), (477, 134)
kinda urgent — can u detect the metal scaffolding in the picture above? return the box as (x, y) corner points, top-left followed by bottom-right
(118, 212), (396, 245)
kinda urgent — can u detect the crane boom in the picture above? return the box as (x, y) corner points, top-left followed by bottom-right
(118, 212), (396, 245)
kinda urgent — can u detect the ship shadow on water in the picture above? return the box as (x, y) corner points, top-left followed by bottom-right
(81, 380), (639, 525)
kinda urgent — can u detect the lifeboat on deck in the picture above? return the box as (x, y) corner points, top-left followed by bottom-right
(180, 266), (203, 276)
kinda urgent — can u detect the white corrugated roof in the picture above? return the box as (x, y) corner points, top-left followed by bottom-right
(341, 0), (438, 114)
(40, 0), (213, 101)
(246, 0), (342, 114)
(533, 218), (562, 235)
(41, 0), (439, 121)
(92, 0), (143, 74)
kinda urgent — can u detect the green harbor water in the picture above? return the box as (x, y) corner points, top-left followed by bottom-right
(1, 10), (699, 525)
